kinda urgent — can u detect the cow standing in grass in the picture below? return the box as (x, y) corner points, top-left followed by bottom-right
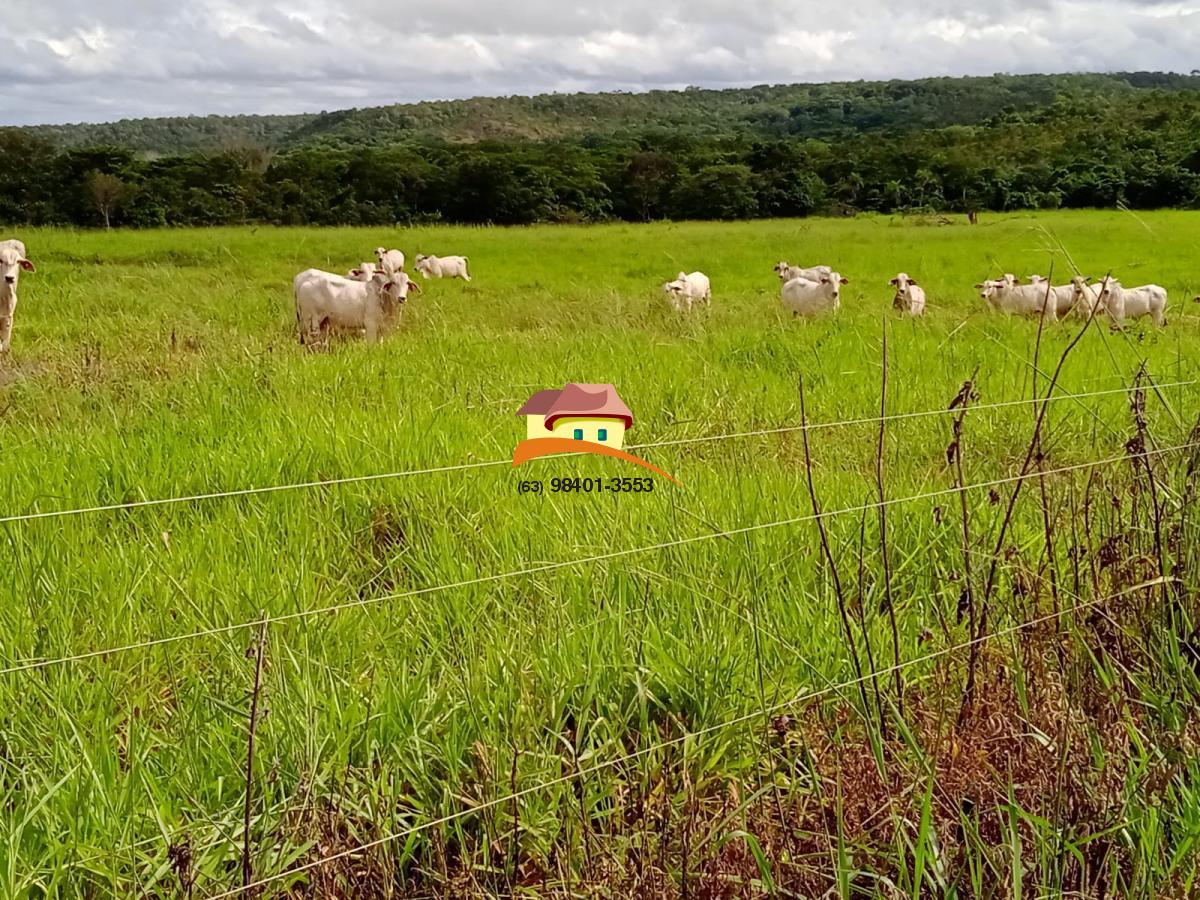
(663, 271), (711, 311)
(0, 239), (35, 353)
(782, 272), (848, 317)
(294, 268), (419, 345)
(889, 273), (925, 316)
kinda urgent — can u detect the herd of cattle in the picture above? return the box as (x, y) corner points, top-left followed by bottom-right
(293, 247), (471, 344)
(0, 237), (1188, 355)
(667, 261), (1172, 325)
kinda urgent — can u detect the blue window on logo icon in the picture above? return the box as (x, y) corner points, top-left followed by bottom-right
(574, 429), (584, 441)
(598, 429), (608, 442)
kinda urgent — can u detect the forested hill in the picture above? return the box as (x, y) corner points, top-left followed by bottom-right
(4, 70), (1200, 227)
(15, 71), (1200, 154)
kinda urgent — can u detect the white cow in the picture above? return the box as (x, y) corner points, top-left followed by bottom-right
(374, 248), (406, 279)
(975, 275), (1057, 321)
(413, 254), (471, 282)
(889, 272), (925, 316)
(1108, 281), (1168, 326)
(1068, 276), (1106, 321)
(293, 268), (419, 345)
(1026, 275), (1077, 318)
(347, 262), (377, 282)
(0, 239), (35, 353)
(775, 261), (832, 283)
(663, 271), (712, 311)
(781, 272), (848, 317)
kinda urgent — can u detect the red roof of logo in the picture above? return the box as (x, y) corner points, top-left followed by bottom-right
(517, 383), (633, 430)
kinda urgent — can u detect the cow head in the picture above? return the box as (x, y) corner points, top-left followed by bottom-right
(0, 246), (33, 287)
(819, 273), (848, 300)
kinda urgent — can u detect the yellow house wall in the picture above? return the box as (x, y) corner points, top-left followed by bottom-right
(526, 415), (555, 440)
(545, 416), (627, 450)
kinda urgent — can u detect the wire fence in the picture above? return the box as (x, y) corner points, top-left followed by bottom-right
(203, 574), (1174, 899)
(6, 368), (1194, 893)
(0, 380), (1188, 529)
(2, 439), (1193, 679)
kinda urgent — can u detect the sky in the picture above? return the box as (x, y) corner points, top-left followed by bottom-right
(4, 0), (1198, 126)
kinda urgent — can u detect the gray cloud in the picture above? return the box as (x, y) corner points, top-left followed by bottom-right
(3, 0), (1197, 124)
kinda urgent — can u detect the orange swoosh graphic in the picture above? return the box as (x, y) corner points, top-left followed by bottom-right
(512, 438), (681, 485)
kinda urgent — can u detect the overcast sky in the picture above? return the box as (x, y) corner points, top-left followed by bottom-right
(4, 0), (1198, 125)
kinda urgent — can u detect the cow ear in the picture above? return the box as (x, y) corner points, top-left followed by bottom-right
(888, 278), (898, 286)
(908, 278), (917, 285)
(974, 283), (984, 289)
(839, 277), (849, 285)
(19, 259), (35, 273)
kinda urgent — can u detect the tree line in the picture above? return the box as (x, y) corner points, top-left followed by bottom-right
(1, 88), (1198, 228)
(15, 72), (1200, 154)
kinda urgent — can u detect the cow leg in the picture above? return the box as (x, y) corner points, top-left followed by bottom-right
(0, 315), (13, 353)
(364, 305), (381, 343)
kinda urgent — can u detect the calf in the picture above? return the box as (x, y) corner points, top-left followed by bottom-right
(293, 268), (418, 345)
(889, 273), (925, 316)
(781, 272), (848, 317)
(414, 254), (472, 281)
(975, 275), (1057, 321)
(663, 271), (711, 312)
(1027, 275), (1077, 318)
(374, 248), (405, 279)
(347, 262), (377, 282)
(0, 239), (36, 353)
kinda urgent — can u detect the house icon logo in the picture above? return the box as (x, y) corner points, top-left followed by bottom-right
(513, 383), (678, 483)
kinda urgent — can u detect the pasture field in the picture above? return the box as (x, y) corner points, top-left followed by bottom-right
(2, 211), (1200, 897)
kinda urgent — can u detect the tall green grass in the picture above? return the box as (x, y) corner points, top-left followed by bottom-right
(0, 210), (1198, 896)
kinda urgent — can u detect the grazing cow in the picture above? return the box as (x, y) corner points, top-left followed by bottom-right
(1026, 275), (1077, 318)
(374, 248), (405, 279)
(975, 275), (1058, 321)
(663, 271), (712, 311)
(781, 272), (848, 317)
(1107, 281), (1168, 326)
(347, 262), (377, 282)
(413, 254), (472, 282)
(0, 239), (35, 353)
(889, 273), (926, 316)
(293, 269), (418, 345)
(775, 261), (832, 282)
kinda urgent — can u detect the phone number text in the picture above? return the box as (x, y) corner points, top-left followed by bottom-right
(517, 477), (655, 495)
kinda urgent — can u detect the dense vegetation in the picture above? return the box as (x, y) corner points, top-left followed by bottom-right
(3, 72), (1200, 227)
(3, 215), (1199, 897)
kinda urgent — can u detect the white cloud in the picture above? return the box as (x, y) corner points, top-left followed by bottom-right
(1, 0), (1196, 124)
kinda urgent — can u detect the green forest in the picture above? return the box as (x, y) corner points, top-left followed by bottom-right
(3, 72), (1200, 227)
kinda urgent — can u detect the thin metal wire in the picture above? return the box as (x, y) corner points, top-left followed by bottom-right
(0, 380), (1187, 528)
(1, 440), (1193, 679)
(630, 380), (1192, 451)
(204, 574), (1174, 899)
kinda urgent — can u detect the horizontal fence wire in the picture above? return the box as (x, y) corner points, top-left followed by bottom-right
(203, 573), (1174, 899)
(1, 439), (1194, 679)
(0, 380), (1189, 528)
